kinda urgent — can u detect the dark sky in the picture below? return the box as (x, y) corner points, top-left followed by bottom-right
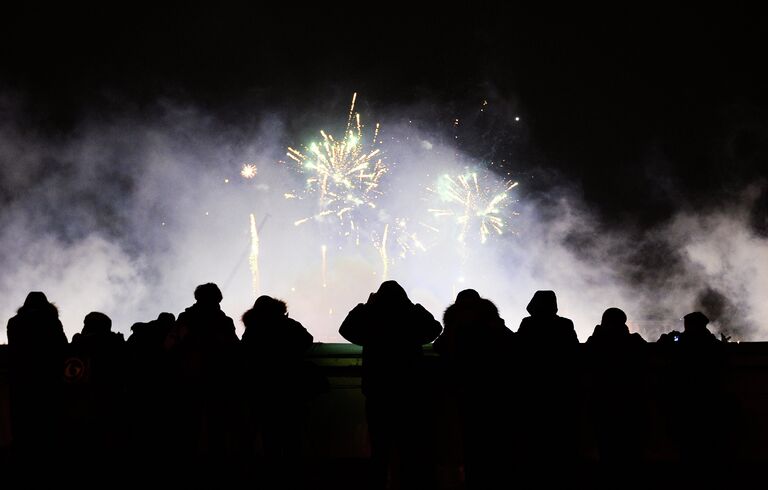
(3, 4), (767, 230)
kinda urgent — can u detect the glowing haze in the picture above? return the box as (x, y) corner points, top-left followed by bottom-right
(1, 94), (767, 343)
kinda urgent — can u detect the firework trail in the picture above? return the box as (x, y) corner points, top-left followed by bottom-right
(249, 213), (260, 297)
(428, 171), (519, 244)
(284, 93), (387, 243)
(321, 244), (328, 288)
(374, 224), (390, 280)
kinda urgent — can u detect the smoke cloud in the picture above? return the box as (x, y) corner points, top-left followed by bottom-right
(1, 93), (766, 343)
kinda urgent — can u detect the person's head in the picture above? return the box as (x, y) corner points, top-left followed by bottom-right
(477, 298), (501, 323)
(370, 280), (409, 306)
(157, 312), (176, 325)
(194, 283), (223, 305)
(18, 291), (57, 316)
(250, 295), (288, 318)
(683, 311), (710, 332)
(600, 307), (627, 327)
(23, 291), (49, 309)
(455, 289), (481, 304)
(526, 290), (558, 317)
(82, 312), (112, 336)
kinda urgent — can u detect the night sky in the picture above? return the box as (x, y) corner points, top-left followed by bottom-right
(4, 4), (766, 226)
(2, 4), (767, 340)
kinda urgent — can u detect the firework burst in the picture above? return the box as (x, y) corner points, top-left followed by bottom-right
(241, 163), (258, 179)
(428, 171), (519, 244)
(284, 93), (387, 242)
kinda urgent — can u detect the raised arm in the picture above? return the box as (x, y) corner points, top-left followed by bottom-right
(339, 303), (370, 346)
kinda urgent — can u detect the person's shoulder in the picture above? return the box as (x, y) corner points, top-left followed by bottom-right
(177, 308), (194, 320)
(558, 315), (576, 327)
(517, 316), (534, 329)
(586, 324), (602, 344)
(6, 314), (20, 330)
(413, 303), (438, 319)
(285, 317), (307, 330)
(413, 303), (429, 313)
(346, 303), (369, 316)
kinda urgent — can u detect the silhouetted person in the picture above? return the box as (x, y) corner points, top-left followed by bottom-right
(658, 311), (730, 477)
(586, 307), (646, 348)
(339, 281), (442, 490)
(128, 312), (175, 353)
(126, 312), (176, 476)
(6, 292), (67, 472)
(680, 311), (719, 345)
(165, 283), (239, 479)
(657, 311), (720, 347)
(241, 295), (315, 487)
(514, 290), (580, 478)
(586, 308), (648, 476)
(434, 289), (515, 489)
(516, 290), (578, 345)
(65, 312), (128, 479)
(433, 289), (481, 359)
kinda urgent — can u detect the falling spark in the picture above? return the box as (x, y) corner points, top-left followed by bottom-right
(428, 171), (519, 244)
(284, 93), (387, 242)
(241, 164), (258, 179)
(249, 213), (260, 297)
(321, 244), (328, 288)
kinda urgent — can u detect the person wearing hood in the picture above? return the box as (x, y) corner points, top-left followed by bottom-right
(339, 280), (442, 490)
(6, 292), (67, 470)
(516, 290), (578, 346)
(514, 290), (579, 478)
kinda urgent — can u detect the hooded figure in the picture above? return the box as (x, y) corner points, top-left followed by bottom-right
(516, 290), (578, 346)
(513, 291), (579, 474)
(339, 280), (442, 396)
(6, 292), (68, 465)
(339, 281), (442, 489)
(7, 292), (67, 354)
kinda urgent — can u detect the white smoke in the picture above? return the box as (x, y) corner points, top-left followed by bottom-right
(1, 95), (766, 343)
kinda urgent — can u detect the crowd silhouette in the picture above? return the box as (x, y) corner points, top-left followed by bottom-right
(3, 282), (742, 488)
